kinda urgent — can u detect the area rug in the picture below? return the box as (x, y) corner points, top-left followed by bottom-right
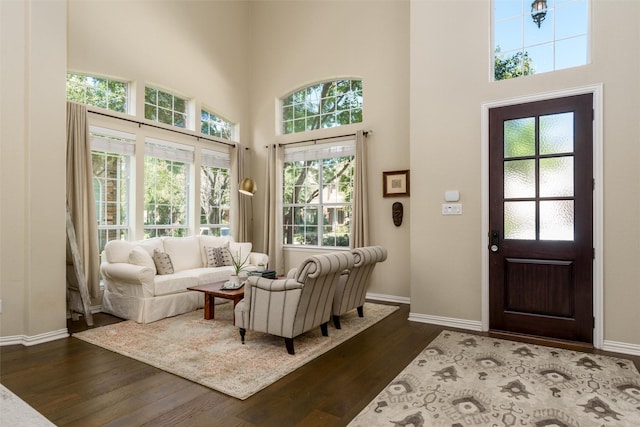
(0, 384), (56, 427)
(349, 330), (640, 427)
(74, 302), (397, 400)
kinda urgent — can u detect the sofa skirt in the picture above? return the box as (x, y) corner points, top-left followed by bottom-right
(102, 289), (205, 323)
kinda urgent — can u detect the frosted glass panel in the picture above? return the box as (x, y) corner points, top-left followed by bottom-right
(540, 157), (574, 197)
(504, 118), (535, 158)
(540, 112), (574, 154)
(505, 201), (535, 240)
(504, 159), (536, 198)
(540, 201), (574, 241)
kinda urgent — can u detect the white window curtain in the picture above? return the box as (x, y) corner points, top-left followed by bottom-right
(283, 139), (355, 162)
(89, 126), (136, 154)
(66, 102), (100, 299)
(144, 138), (195, 163)
(201, 148), (231, 168)
(351, 130), (369, 248)
(263, 144), (284, 274)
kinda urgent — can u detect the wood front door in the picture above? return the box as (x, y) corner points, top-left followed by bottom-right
(489, 94), (594, 344)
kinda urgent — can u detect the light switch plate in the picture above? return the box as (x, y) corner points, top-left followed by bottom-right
(442, 203), (462, 215)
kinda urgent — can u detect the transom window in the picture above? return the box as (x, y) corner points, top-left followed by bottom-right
(493, 0), (588, 81)
(67, 72), (128, 113)
(201, 109), (234, 140)
(145, 86), (189, 128)
(282, 141), (355, 248)
(281, 80), (363, 135)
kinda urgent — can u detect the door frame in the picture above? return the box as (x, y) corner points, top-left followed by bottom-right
(480, 84), (604, 348)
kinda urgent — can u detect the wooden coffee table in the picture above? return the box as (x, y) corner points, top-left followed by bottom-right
(187, 281), (244, 324)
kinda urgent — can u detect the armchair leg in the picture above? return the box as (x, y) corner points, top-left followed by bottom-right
(240, 328), (246, 344)
(320, 322), (329, 337)
(333, 315), (342, 329)
(357, 305), (364, 317)
(284, 338), (295, 355)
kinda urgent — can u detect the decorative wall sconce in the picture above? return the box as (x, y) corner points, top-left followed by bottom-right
(531, 0), (548, 28)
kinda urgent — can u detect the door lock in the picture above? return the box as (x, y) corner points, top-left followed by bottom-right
(490, 230), (499, 253)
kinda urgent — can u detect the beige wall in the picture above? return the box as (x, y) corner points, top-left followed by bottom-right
(410, 0), (640, 345)
(248, 0), (411, 299)
(1, 0), (68, 339)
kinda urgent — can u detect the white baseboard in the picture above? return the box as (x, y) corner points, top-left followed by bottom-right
(0, 328), (69, 347)
(366, 292), (410, 305)
(602, 340), (640, 357)
(408, 312), (483, 332)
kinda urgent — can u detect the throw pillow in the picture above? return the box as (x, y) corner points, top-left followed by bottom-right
(221, 247), (234, 267)
(153, 249), (174, 275)
(129, 246), (157, 273)
(205, 246), (226, 268)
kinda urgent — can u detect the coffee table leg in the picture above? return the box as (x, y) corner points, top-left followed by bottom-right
(204, 294), (215, 320)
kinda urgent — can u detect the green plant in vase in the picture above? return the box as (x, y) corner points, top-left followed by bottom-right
(227, 248), (250, 284)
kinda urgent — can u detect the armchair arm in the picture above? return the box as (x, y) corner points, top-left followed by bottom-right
(100, 262), (156, 297)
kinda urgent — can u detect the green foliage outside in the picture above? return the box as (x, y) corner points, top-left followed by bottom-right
(144, 157), (189, 238)
(494, 47), (535, 81)
(200, 166), (230, 236)
(67, 73), (127, 113)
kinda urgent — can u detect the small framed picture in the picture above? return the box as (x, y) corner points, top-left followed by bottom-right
(382, 170), (410, 197)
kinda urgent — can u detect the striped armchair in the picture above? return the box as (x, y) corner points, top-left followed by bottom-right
(234, 251), (355, 355)
(332, 246), (387, 329)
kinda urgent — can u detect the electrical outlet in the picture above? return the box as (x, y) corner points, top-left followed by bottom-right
(442, 203), (462, 215)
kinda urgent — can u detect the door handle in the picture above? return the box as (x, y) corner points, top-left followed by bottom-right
(490, 230), (499, 253)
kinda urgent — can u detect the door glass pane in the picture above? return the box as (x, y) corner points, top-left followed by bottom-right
(504, 117), (535, 158)
(504, 159), (536, 198)
(504, 201), (535, 240)
(540, 112), (574, 154)
(540, 156), (574, 197)
(540, 200), (574, 240)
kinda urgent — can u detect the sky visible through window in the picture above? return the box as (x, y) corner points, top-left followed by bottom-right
(494, 0), (588, 80)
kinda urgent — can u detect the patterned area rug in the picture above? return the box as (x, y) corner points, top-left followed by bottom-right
(74, 302), (397, 400)
(349, 330), (640, 427)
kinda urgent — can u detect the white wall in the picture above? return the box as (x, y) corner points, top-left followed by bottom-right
(410, 0), (640, 346)
(0, 0), (68, 341)
(248, 0), (411, 299)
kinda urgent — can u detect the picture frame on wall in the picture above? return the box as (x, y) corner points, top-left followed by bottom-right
(382, 170), (410, 197)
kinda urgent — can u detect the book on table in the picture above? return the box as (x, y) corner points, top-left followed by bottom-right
(249, 270), (277, 279)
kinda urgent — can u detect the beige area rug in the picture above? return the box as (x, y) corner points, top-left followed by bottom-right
(74, 302), (397, 400)
(0, 384), (56, 427)
(349, 330), (640, 427)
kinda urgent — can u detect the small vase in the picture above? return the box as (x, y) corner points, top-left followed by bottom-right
(238, 271), (248, 280)
(229, 274), (240, 285)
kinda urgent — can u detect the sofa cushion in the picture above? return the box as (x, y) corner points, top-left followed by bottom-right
(198, 235), (231, 267)
(153, 249), (175, 275)
(205, 245), (227, 268)
(129, 246), (157, 273)
(162, 236), (202, 272)
(131, 237), (164, 257)
(153, 271), (199, 296)
(104, 240), (133, 263)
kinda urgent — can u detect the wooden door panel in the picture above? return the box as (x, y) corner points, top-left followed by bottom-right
(489, 94), (593, 344)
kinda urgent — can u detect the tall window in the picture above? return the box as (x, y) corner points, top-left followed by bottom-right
(145, 86), (189, 128)
(281, 79), (363, 135)
(282, 140), (355, 248)
(200, 149), (231, 236)
(91, 128), (134, 252)
(144, 139), (193, 238)
(201, 109), (235, 140)
(493, 0), (588, 81)
(67, 72), (128, 113)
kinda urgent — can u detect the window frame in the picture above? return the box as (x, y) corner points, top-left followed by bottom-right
(67, 72), (130, 113)
(144, 85), (190, 129)
(201, 107), (236, 141)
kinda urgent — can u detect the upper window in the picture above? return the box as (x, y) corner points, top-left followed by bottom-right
(493, 0), (588, 81)
(281, 80), (363, 135)
(145, 86), (189, 128)
(282, 140), (355, 248)
(201, 109), (235, 141)
(67, 72), (128, 113)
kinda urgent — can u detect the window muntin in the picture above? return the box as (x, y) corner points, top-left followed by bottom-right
(493, 0), (588, 81)
(201, 109), (234, 140)
(281, 80), (363, 135)
(200, 149), (231, 236)
(90, 128), (134, 253)
(67, 73), (128, 113)
(144, 140), (193, 238)
(282, 141), (355, 248)
(145, 86), (188, 128)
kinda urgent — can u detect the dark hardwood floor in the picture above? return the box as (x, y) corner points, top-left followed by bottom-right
(2, 303), (639, 427)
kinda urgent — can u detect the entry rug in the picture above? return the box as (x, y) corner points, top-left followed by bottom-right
(74, 302), (397, 400)
(349, 330), (640, 427)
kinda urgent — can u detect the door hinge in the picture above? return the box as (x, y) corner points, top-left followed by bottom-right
(593, 178), (596, 190)
(593, 316), (596, 329)
(593, 248), (595, 259)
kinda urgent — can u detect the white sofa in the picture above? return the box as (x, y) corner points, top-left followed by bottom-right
(100, 235), (269, 323)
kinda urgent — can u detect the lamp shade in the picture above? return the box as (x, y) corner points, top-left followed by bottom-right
(239, 178), (257, 196)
